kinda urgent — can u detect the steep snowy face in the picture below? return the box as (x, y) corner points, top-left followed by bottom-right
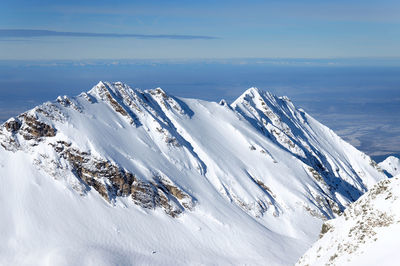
(379, 156), (400, 177)
(232, 87), (386, 206)
(0, 81), (196, 216)
(297, 175), (400, 266)
(0, 81), (387, 265)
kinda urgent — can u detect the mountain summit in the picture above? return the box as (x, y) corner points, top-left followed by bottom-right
(0, 81), (386, 265)
(379, 156), (400, 177)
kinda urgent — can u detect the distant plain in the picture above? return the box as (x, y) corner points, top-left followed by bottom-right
(1, 58), (399, 161)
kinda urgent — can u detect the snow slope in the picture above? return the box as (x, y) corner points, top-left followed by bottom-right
(0, 81), (386, 265)
(297, 175), (400, 266)
(379, 156), (400, 177)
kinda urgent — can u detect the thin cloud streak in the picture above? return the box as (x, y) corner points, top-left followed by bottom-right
(0, 29), (218, 40)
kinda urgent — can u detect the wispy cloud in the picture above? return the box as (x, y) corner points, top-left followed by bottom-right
(0, 29), (217, 40)
(48, 3), (400, 23)
(0, 38), (32, 42)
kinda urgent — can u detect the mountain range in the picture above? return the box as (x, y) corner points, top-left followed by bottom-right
(0, 81), (389, 265)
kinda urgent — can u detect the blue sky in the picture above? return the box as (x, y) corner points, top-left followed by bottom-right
(1, 0), (400, 59)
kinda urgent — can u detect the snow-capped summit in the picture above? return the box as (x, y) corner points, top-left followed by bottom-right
(379, 156), (400, 177)
(0, 81), (386, 265)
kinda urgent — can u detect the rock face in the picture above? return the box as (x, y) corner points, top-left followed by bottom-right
(0, 81), (387, 265)
(47, 140), (195, 217)
(0, 114), (56, 151)
(379, 155), (400, 177)
(297, 175), (400, 266)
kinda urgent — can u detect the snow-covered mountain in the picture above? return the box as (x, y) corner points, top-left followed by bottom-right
(0, 81), (386, 265)
(297, 175), (400, 266)
(379, 156), (400, 177)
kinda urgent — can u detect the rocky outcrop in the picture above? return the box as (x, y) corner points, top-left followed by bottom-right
(94, 81), (140, 126)
(19, 114), (56, 140)
(4, 119), (21, 133)
(56, 95), (82, 112)
(0, 119), (21, 151)
(0, 114), (56, 151)
(50, 141), (195, 217)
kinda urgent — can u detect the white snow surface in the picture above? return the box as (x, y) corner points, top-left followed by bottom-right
(379, 155), (400, 177)
(297, 175), (400, 266)
(0, 82), (386, 265)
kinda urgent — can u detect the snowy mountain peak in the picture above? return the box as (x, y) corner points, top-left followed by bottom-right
(243, 86), (263, 96)
(0, 81), (387, 265)
(232, 86), (272, 106)
(379, 155), (400, 177)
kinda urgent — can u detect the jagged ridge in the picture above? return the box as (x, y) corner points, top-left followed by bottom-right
(0, 81), (387, 265)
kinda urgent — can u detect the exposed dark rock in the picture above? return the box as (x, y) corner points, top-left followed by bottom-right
(56, 96), (82, 112)
(20, 114), (56, 140)
(369, 159), (384, 173)
(50, 141), (194, 217)
(308, 167), (324, 183)
(4, 119), (21, 133)
(0, 115), (56, 151)
(81, 92), (96, 103)
(255, 179), (276, 199)
(96, 83), (140, 126)
(319, 222), (333, 238)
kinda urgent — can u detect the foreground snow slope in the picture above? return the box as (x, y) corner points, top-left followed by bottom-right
(0, 82), (386, 265)
(297, 175), (400, 266)
(379, 156), (400, 177)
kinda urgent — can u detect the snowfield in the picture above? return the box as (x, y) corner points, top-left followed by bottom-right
(0, 81), (387, 265)
(379, 156), (400, 177)
(297, 175), (400, 266)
